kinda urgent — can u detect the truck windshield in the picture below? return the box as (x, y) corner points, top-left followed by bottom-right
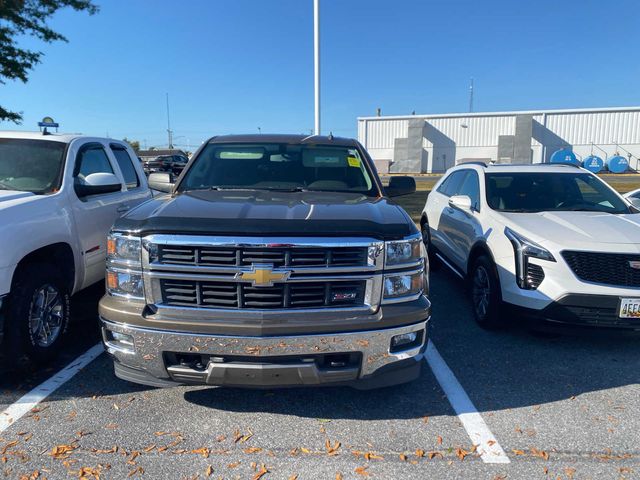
(486, 172), (630, 214)
(0, 139), (66, 194)
(179, 143), (378, 196)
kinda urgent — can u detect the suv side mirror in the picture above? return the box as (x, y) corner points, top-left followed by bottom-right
(385, 176), (416, 197)
(148, 172), (174, 193)
(448, 194), (473, 211)
(75, 172), (121, 198)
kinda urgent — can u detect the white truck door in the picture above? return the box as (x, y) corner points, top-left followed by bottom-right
(70, 141), (126, 288)
(107, 143), (152, 212)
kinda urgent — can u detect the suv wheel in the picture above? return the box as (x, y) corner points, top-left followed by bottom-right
(469, 256), (503, 329)
(421, 222), (440, 270)
(6, 264), (70, 362)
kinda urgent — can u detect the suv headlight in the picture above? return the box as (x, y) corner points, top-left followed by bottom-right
(385, 236), (422, 266)
(504, 227), (555, 290)
(106, 233), (144, 299)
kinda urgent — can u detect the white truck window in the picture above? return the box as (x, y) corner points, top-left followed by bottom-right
(110, 145), (140, 188)
(77, 145), (114, 180)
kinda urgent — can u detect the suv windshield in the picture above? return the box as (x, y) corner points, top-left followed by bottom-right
(0, 138), (66, 194)
(486, 172), (630, 214)
(178, 143), (378, 196)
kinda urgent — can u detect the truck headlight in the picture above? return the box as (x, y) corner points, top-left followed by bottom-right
(385, 236), (421, 266)
(383, 270), (424, 302)
(106, 270), (144, 299)
(504, 227), (555, 290)
(107, 233), (141, 265)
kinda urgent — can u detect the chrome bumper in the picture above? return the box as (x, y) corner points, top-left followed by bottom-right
(101, 318), (428, 387)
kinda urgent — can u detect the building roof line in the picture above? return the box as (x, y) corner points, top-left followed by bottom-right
(358, 106), (640, 121)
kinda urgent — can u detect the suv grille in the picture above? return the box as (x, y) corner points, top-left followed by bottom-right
(157, 245), (367, 268)
(160, 279), (366, 309)
(562, 251), (640, 288)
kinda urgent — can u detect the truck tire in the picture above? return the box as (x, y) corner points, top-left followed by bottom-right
(6, 263), (70, 362)
(469, 255), (504, 330)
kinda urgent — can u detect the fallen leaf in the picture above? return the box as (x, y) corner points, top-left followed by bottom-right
(530, 448), (549, 460)
(252, 464), (269, 480)
(455, 447), (469, 461)
(49, 444), (78, 459)
(335, 474), (343, 480)
(415, 449), (425, 458)
(288, 475), (298, 480)
(244, 447), (262, 454)
(192, 447), (210, 458)
(355, 466), (370, 477)
(399, 453), (407, 461)
(227, 462), (240, 469)
(436, 436), (443, 445)
(511, 449), (526, 456)
(422, 416), (429, 424)
(127, 466), (144, 477)
(364, 452), (383, 461)
(564, 467), (576, 479)
(205, 465), (214, 477)
(325, 440), (341, 456)
(427, 451), (443, 459)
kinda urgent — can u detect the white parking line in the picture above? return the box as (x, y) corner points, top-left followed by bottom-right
(0, 343), (103, 434)
(425, 341), (510, 464)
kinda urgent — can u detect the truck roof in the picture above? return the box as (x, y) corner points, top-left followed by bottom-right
(0, 130), (114, 144)
(207, 134), (359, 147)
(453, 162), (590, 175)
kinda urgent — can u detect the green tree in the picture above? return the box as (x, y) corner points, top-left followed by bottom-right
(0, 0), (98, 123)
(123, 137), (140, 152)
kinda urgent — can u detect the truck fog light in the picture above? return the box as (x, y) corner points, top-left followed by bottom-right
(105, 330), (135, 354)
(390, 330), (423, 353)
(106, 270), (144, 299)
(391, 332), (417, 347)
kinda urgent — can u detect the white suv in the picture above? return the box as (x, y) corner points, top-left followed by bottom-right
(421, 162), (640, 331)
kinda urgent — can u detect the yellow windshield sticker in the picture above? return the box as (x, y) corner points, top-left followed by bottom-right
(347, 156), (361, 168)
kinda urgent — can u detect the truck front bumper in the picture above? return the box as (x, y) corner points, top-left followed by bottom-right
(101, 318), (429, 389)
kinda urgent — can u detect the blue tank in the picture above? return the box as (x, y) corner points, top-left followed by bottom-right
(550, 148), (579, 165)
(606, 155), (629, 173)
(581, 155), (604, 173)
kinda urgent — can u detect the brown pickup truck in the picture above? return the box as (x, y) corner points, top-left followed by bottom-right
(99, 134), (431, 389)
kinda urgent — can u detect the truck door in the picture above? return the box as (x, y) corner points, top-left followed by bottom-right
(108, 143), (152, 212)
(70, 142), (126, 288)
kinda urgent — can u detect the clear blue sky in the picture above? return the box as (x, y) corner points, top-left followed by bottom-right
(3, 0), (639, 149)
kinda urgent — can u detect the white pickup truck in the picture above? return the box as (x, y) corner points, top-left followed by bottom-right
(0, 131), (151, 360)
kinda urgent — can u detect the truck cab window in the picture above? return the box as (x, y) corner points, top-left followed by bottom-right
(111, 145), (140, 188)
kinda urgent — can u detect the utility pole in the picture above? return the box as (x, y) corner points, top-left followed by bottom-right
(468, 77), (474, 113)
(166, 93), (173, 149)
(313, 0), (321, 135)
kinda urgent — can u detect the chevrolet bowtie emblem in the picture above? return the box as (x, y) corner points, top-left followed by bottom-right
(237, 264), (291, 287)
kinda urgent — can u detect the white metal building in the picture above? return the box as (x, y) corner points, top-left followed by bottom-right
(357, 107), (640, 173)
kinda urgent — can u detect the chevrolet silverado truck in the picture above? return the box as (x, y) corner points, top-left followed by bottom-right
(0, 131), (151, 361)
(99, 134), (430, 389)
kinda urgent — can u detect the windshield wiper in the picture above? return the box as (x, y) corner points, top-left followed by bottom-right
(251, 186), (309, 192)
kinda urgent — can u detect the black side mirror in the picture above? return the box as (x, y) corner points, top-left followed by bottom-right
(148, 172), (174, 193)
(385, 176), (416, 197)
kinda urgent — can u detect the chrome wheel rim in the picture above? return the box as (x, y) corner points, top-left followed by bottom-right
(29, 284), (64, 347)
(472, 266), (491, 319)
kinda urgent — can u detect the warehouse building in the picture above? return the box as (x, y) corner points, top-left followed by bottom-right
(357, 106), (640, 173)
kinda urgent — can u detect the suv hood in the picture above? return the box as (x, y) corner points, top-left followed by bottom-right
(498, 210), (640, 247)
(115, 190), (416, 240)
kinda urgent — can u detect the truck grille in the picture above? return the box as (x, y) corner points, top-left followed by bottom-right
(157, 245), (367, 268)
(160, 279), (366, 309)
(562, 251), (640, 288)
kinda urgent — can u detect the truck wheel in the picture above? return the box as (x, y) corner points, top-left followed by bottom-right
(469, 255), (504, 330)
(6, 264), (70, 362)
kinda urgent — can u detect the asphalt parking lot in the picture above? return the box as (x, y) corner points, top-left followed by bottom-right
(1, 268), (639, 480)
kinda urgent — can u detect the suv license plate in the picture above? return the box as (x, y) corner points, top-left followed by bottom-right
(619, 298), (640, 318)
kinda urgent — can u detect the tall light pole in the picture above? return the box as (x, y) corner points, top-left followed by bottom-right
(313, 0), (321, 135)
(166, 93), (173, 149)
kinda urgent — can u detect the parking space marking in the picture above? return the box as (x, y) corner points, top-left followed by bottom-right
(0, 343), (103, 434)
(425, 341), (510, 464)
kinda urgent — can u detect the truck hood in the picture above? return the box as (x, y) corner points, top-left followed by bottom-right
(0, 190), (36, 206)
(115, 190), (417, 240)
(497, 210), (640, 247)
